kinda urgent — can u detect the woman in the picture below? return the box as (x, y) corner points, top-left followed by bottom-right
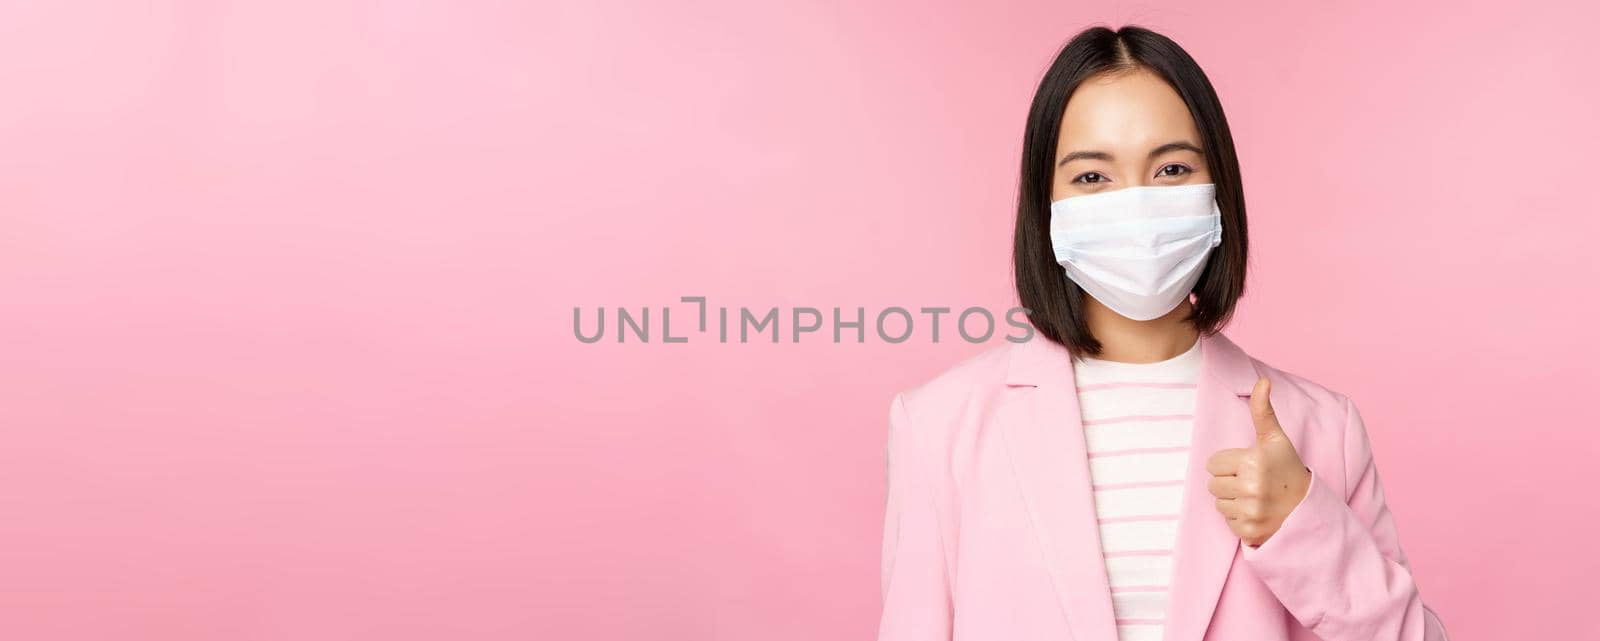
(876, 25), (1449, 641)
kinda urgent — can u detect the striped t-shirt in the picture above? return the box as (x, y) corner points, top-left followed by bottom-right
(1070, 336), (1201, 641)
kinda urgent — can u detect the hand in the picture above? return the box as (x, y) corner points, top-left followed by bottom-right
(1205, 377), (1312, 547)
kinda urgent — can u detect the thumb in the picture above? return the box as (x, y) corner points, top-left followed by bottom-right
(1250, 377), (1282, 442)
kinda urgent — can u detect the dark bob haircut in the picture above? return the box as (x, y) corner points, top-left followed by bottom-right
(1013, 25), (1248, 357)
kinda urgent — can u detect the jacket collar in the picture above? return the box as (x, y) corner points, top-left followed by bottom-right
(998, 329), (1261, 641)
(1005, 329), (1259, 395)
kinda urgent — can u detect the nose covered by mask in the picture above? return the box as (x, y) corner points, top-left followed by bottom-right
(1049, 183), (1224, 321)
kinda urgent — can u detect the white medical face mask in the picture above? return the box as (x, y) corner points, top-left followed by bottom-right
(1048, 183), (1224, 321)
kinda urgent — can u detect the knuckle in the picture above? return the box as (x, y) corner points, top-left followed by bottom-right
(1242, 500), (1263, 519)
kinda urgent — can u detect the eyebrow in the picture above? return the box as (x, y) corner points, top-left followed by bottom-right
(1056, 141), (1205, 167)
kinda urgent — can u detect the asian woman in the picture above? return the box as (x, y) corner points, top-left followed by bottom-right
(875, 24), (1449, 641)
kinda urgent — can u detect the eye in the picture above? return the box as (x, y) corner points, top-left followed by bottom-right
(1156, 163), (1193, 178)
(1072, 171), (1109, 184)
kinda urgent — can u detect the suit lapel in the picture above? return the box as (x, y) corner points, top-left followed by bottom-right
(1162, 331), (1262, 641)
(1000, 337), (1118, 641)
(1002, 331), (1261, 641)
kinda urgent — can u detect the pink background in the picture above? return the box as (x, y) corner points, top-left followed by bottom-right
(3, 1), (1596, 639)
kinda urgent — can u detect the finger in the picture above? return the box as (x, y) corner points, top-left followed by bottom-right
(1205, 448), (1249, 476)
(1207, 475), (1242, 499)
(1214, 498), (1241, 520)
(1250, 377), (1282, 442)
(1234, 497), (1264, 520)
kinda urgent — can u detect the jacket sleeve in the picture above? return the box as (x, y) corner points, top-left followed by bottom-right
(1240, 396), (1450, 641)
(876, 393), (954, 641)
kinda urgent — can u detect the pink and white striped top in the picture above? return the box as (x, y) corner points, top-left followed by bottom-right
(1071, 336), (1202, 641)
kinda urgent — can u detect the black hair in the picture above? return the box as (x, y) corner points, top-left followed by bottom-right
(1013, 24), (1248, 357)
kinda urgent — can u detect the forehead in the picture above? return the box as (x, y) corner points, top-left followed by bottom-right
(1057, 68), (1200, 151)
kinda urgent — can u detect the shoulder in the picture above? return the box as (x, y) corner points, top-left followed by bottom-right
(1248, 353), (1353, 421)
(1236, 342), (1367, 490)
(888, 342), (1017, 441)
(896, 342), (1015, 415)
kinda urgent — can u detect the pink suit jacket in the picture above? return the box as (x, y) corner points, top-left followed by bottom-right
(877, 330), (1449, 641)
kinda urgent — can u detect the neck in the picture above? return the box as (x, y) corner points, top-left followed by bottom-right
(1084, 298), (1201, 363)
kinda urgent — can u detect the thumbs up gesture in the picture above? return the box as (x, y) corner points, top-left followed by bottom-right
(1205, 377), (1312, 547)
